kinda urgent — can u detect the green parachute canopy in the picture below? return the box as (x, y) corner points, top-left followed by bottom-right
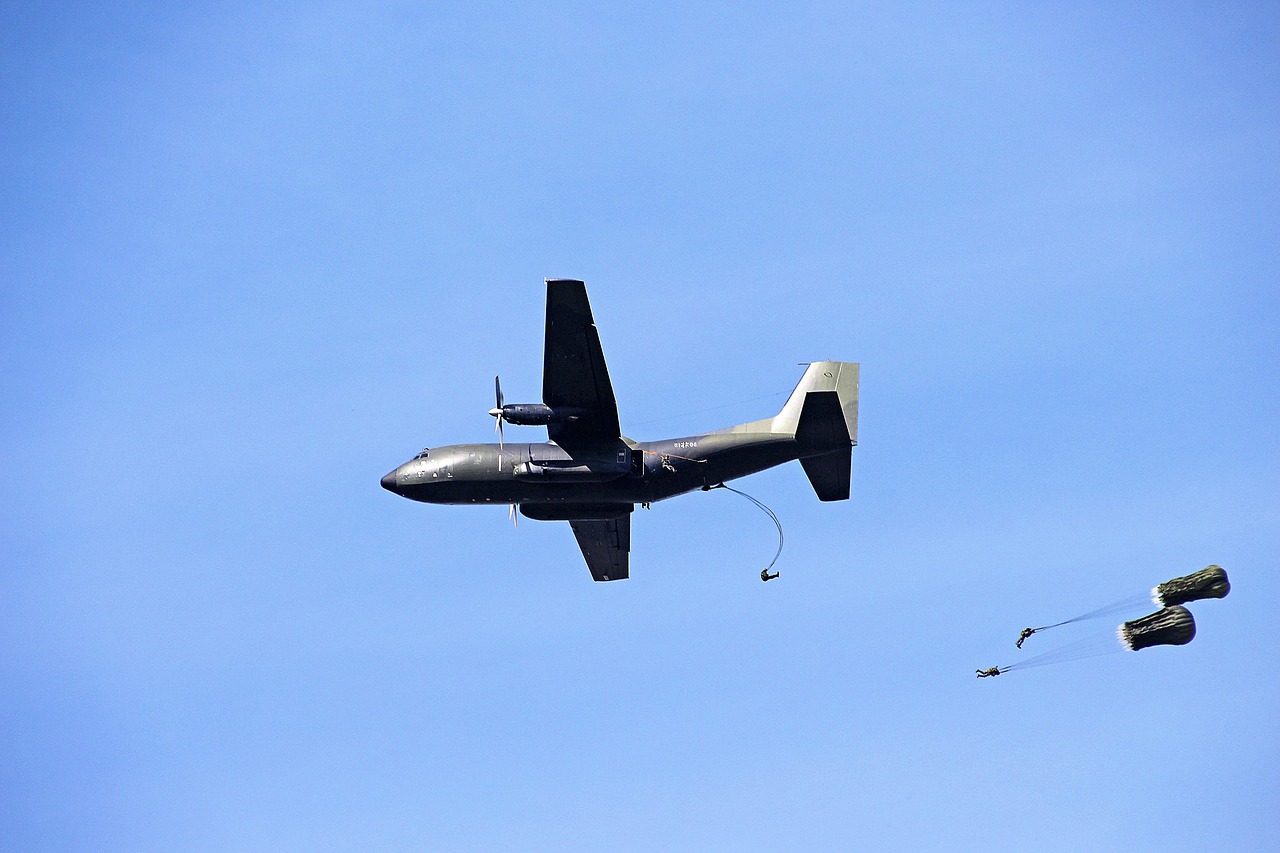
(1119, 605), (1196, 652)
(1155, 565), (1230, 607)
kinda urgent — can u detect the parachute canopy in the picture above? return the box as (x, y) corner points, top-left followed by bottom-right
(1155, 565), (1230, 607)
(1119, 605), (1196, 652)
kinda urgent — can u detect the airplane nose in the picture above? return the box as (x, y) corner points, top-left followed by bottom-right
(380, 470), (398, 492)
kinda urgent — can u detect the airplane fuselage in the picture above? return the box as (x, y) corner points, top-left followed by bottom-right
(381, 431), (800, 512)
(380, 278), (858, 580)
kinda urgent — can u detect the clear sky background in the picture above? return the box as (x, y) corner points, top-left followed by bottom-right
(3, 3), (1277, 851)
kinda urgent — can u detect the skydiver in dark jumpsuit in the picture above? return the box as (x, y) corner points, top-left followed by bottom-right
(1016, 628), (1035, 649)
(976, 666), (1002, 678)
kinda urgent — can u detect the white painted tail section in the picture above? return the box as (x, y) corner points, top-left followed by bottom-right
(713, 361), (859, 441)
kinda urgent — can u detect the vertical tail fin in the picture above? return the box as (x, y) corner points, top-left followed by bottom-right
(712, 361), (860, 439)
(707, 360), (859, 501)
(794, 388), (854, 501)
(786, 363), (860, 502)
(776, 361), (859, 441)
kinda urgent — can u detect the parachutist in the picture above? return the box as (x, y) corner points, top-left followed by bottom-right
(1016, 627), (1035, 649)
(976, 666), (1002, 678)
(661, 454), (676, 473)
(716, 483), (786, 585)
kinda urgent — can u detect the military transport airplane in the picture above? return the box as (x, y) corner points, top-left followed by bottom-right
(380, 279), (859, 581)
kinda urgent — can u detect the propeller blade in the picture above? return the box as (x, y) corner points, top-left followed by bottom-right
(509, 503), (518, 528)
(489, 375), (505, 425)
(490, 375), (505, 462)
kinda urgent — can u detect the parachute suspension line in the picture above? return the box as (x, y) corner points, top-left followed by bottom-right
(998, 630), (1127, 674)
(710, 483), (784, 579)
(1026, 592), (1153, 635)
(1020, 568), (1231, 646)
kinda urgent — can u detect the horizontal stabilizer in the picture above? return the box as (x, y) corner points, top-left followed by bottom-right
(800, 447), (852, 501)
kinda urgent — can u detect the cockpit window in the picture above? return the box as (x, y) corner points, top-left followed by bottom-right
(415, 448), (430, 459)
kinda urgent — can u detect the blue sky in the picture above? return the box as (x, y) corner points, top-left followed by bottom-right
(3, 3), (1277, 851)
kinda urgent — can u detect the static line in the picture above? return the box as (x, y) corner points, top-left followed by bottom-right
(711, 483), (784, 575)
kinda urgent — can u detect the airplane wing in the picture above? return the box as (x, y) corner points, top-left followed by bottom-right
(569, 515), (630, 582)
(543, 279), (620, 445)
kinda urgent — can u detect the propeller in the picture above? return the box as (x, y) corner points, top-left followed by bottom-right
(488, 375), (505, 451)
(508, 503), (519, 528)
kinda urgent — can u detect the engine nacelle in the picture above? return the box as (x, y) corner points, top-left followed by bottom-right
(497, 403), (588, 426)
